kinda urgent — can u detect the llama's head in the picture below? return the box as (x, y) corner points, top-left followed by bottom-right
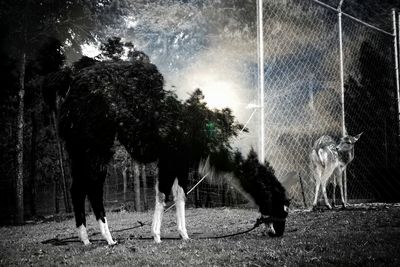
(265, 192), (290, 237)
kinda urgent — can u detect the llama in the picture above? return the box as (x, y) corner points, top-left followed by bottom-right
(44, 57), (290, 245)
(310, 133), (362, 209)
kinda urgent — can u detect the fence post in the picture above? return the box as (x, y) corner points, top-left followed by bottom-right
(257, 0), (265, 163)
(337, 0), (348, 203)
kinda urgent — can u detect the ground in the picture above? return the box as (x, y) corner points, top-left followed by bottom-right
(1, 203), (400, 266)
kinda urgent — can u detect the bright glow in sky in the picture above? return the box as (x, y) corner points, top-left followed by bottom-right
(187, 72), (241, 111)
(81, 43), (101, 58)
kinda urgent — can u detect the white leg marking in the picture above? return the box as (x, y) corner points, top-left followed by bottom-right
(152, 182), (165, 243)
(172, 179), (189, 240)
(77, 225), (91, 245)
(98, 217), (117, 245)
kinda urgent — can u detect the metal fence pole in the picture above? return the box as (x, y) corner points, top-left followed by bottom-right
(338, 0), (346, 137)
(337, 0), (348, 203)
(257, 0), (265, 163)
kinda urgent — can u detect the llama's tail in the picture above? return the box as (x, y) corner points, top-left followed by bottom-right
(198, 156), (216, 182)
(197, 154), (255, 205)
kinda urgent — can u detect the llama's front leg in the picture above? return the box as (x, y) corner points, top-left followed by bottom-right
(172, 179), (189, 240)
(77, 225), (91, 245)
(71, 182), (91, 245)
(152, 185), (165, 243)
(88, 180), (116, 246)
(98, 217), (116, 245)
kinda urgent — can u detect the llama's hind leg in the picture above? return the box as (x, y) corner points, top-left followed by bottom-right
(151, 182), (165, 243)
(172, 178), (189, 240)
(71, 182), (90, 245)
(88, 178), (116, 246)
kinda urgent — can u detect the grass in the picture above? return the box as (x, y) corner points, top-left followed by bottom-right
(1, 204), (400, 266)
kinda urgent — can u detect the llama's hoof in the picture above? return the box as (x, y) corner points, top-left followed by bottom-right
(153, 235), (161, 244)
(82, 240), (91, 246)
(265, 223), (276, 236)
(179, 230), (190, 241)
(181, 235), (190, 241)
(108, 240), (117, 247)
(311, 205), (318, 211)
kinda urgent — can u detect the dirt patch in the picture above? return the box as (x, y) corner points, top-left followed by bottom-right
(1, 204), (400, 266)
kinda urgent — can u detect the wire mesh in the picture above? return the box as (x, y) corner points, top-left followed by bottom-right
(262, 0), (399, 206)
(262, 0), (342, 206)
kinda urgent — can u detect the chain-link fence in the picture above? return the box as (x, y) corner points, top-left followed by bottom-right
(262, 0), (400, 206)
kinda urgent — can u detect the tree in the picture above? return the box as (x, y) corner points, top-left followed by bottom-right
(99, 37), (125, 61)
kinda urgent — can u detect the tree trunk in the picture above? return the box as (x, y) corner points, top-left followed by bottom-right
(29, 111), (37, 217)
(15, 52), (26, 225)
(133, 160), (141, 212)
(54, 180), (60, 214)
(52, 111), (71, 213)
(140, 164), (148, 210)
(196, 187), (200, 208)
(122, 165), (127, 203)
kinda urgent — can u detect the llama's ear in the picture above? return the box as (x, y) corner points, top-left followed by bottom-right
(354, 132), (363, 141)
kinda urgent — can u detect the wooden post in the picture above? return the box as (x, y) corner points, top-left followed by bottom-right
(133, 160), (141, 212)
(141, 164), (148, 210)
(122, 165), (127, 203)
(299, 173), (307, 208)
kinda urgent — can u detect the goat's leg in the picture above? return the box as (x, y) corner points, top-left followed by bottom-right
(172, 178), (189, 240)
(151, 183), (165, 243)
(88, 180), (116, 246)
(71, 181), (91, 245)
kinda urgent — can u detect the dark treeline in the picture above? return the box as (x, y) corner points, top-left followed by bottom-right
(344, 40), (400, 202)
(0, 0), (133, 224)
